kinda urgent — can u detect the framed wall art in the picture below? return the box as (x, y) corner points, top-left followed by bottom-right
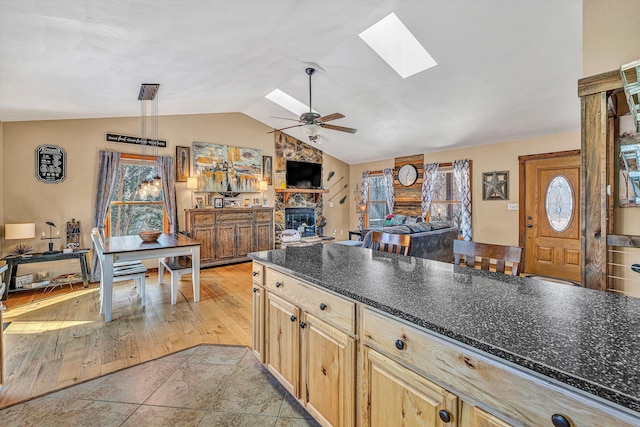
(176, 146), (190, 182)
(262, 155), (272, 185)
(36, 144), (66, 183)
(192, 141), (261, 192)
(482, 170), (509, 200)
(196, 197), (204, 208)
(214, 198), (223, 208)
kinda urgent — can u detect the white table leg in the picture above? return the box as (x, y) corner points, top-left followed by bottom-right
(158, 258), (165, 285)
(192, 245), (200, 302)
(103, 254), (114, 322)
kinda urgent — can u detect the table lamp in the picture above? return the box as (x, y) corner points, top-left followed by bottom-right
(5, 223), (36, 255)
(259, 180), (268, 206)
(186, 177), (198, 209)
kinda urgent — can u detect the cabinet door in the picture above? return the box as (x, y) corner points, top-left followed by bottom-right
(256, 221), (274, 252)
(461, 404), (512, 427)
(266, 292), (299, 397)
(215, 224), (236, 260)
(301, 313), (355, 427)
(191, 227), (214, 263)
(364, 347), (458, 427)
(252, 284), (265, 363)
(236, 223), (254, 257)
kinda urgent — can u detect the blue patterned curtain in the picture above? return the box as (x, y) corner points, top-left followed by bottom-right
(421, 162), (439, 220)
(158, 156), (178, 234)
(359, 171), (370, 230)
(453, 159), (472, 241)
(91, 150), (121, 281)
(383, 168), (394, 215)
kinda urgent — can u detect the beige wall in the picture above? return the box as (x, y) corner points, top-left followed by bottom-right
(1, 112), (275, 276)
(322, 153), (351, 241)
(583, 0), (640, 77)
(350, 132), (580, 246)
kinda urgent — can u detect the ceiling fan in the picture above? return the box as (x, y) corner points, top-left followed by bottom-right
(269, 67), (357, 142)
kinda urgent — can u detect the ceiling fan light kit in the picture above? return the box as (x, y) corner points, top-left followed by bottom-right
(270, 67), (357, 142)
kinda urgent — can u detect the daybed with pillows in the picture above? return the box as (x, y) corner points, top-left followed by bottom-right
(361, 215), (458, 262)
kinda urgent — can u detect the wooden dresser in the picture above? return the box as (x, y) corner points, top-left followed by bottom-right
(184, 207), (274, 268)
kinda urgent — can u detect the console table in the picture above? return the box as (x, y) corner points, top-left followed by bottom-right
(1, 249), (90, 300)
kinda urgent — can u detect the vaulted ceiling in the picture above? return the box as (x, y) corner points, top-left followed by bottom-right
(0, 0), (583, 164)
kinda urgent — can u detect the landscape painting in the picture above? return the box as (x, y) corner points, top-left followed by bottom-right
(192, 142), (261, 192)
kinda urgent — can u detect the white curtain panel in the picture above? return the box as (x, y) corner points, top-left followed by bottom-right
(453, 159), (472, 241)
(359, 171), (370, 230)
(383, 168), (394, 215)
(421, 162), (439, 219)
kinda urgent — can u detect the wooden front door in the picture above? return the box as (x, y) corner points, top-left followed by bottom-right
(523, 152), (581, 281)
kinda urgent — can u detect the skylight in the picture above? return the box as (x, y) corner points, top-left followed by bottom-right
(265, 89), (314, 117)
(359, 12), (437, 79)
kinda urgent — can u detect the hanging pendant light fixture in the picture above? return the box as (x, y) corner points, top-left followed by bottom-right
(137, 83), (162, 199)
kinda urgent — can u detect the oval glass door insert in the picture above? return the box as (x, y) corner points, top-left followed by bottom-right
(545, 175), (573, 232)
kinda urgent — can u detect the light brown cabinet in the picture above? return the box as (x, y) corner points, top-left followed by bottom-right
(253, 262), (640, 427)
(363, 347), (458, 426)
(251, 262), (265, 363)
(185, 207), (273, 267)
(261, 265), (356, 427)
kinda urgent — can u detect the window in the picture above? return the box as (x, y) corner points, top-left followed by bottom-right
(429, 165), (461, 227)
(106, 155), (167, 237)
(366, 173), (390, 228)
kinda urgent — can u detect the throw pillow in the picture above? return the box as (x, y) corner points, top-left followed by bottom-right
(384, 214), (395, 227)
(412, 222), (433, 232)
(430, 220), (453, 230)
(389, 214), (406, 226)
(405, 216), (418, 225)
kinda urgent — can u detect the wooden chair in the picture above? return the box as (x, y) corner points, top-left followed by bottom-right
(158, 256), (193, 305)
(370, 231), (412, 256)
(91, 229), (147, 314)
(453, 240), (523, 276)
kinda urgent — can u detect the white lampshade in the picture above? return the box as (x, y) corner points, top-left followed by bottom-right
(186, 177), (198, 190)
(302, 124), (319, 137)
(5, 223), (36, 240)
(259, 180), (268, 192)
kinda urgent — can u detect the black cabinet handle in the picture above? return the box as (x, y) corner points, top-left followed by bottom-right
(319, 303), (327, 311)
(275, 281), (282, 288)
(290, 315), (296, 322)
(395, 339), (406, 350)
(551, 414), (571, 427)
(300, 321), (307, 329)
(252, 287), (258, 293)
(527, 224), (533, 228)
(438, 409), (451, 423)
(252, 271), (259, 276)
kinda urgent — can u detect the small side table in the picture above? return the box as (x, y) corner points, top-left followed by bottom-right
(1, 249), (90, 301)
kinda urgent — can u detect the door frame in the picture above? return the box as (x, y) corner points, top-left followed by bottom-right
(518, 149), (581, 275)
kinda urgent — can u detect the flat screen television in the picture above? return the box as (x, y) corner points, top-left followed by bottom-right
(286, 160), (322, 189)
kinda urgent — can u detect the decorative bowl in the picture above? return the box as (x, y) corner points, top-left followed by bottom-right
(138, 230), (161, 243)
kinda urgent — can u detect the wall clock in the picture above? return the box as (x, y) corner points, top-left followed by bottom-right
(398, 164), (418, 186)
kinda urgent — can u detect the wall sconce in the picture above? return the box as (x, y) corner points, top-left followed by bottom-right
(5, 223), (36, 255)
(187, 177), (198, 209)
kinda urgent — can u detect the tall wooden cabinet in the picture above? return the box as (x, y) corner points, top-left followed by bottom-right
(185, 207), (274, 268)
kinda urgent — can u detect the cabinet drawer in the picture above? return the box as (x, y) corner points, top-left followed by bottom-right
(252, 262), (264, 285)
(192, 211), (214, 226)
(256, 210), (273, 222)
(265, 269), (355, 335)
(216, 211), (254, 223)
(363, 308), (639, 427)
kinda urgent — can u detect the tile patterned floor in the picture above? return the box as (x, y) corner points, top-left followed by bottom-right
(0, 345), (320, 427)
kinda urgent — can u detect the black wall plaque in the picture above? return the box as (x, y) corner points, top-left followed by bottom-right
(36, 144), (66, 183)
(106, 133), (167, 148)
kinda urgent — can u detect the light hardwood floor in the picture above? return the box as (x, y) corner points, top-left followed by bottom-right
(0, 262), (253, 409)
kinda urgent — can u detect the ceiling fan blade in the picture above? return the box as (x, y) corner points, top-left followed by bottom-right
(316, 112), (344, 123)
(319, 123), (358, 134)
(267, 124), (303, 134)
(271, 116), (301, 122)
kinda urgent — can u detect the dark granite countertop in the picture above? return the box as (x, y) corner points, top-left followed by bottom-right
(249, 244), (640, 414)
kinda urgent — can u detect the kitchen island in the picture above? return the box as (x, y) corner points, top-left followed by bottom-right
(249, 243), (640, 426)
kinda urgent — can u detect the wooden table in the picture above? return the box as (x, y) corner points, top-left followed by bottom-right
(1, 249), (90, 300)
(101, 233), (200, 322)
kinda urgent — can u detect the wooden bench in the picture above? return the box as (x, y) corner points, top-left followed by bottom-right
(158, 256), (196, 304)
